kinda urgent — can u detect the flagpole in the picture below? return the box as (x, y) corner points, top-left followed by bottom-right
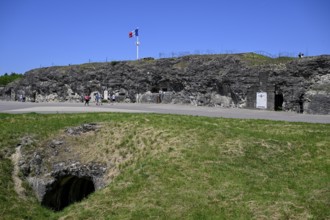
(136, 36), (139, 60)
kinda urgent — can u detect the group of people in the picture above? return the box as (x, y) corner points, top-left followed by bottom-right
(18, 94), (26, 102)
(83, 93), (116, 106)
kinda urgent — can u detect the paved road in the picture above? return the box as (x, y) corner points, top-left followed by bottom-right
(1, 101), (330, 124)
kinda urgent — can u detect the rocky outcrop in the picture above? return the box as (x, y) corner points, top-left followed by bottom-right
(1, 53), (329, 114)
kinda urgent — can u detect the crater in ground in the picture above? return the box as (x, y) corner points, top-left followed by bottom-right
(16, 122), (180, 211)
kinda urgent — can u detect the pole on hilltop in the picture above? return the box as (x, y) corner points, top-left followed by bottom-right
(136, 34), (140, 60)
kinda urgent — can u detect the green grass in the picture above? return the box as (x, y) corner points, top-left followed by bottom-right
(0, 113), (329, 219)
(241, 53), (295, 66)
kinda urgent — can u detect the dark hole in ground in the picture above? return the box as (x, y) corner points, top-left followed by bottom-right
(41, 175), (95, 211)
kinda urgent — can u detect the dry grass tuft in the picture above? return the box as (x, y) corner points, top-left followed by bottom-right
(50, 121), (194, 185)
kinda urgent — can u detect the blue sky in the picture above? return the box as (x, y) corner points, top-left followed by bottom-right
(1, 0), (329, 75)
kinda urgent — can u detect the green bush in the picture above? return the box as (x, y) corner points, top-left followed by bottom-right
(0, 73), (23, 86)
(110, 61), (120, 66)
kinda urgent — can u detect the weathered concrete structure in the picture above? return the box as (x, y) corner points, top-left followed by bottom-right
(1, 53), (329, 114)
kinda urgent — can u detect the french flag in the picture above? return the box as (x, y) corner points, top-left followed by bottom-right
(129, 28), (139, 38)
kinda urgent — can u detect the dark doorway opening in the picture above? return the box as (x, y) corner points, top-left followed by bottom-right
(274, 93), (283, 111)
(41, 175), (95, 211)
(299, 94), (304, 113)
(151, 87), (159, 93)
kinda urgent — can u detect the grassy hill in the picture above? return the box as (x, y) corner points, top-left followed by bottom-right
(0, 112), (329, 219)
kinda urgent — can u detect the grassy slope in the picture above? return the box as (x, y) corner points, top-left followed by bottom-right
(240, 53), (295, 66)
(0, 113), (329, 219)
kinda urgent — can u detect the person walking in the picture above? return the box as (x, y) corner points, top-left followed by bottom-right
(84, 95), (90, 106)
(95, 93), (100, 105)
(100, 94), (103, 105)
(112, 94), (116, 103)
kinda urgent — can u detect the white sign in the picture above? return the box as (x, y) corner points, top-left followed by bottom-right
(256, 92), (267, 109)
(103, 90), (108, 100)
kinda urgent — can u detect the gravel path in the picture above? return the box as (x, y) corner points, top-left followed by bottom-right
(1, 101), (329, 124)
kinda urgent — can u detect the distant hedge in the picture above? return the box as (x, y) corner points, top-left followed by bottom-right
(0, 73), (23, 86)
